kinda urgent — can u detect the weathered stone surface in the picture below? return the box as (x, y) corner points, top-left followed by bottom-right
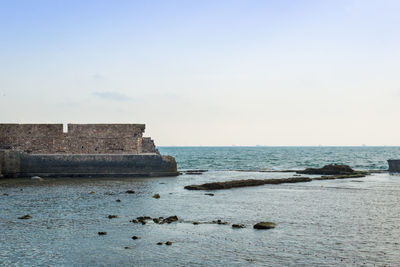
(184, 177), (312, 190)
(297, 164), (354, 175)
(0, 123), (157, 154)
(232, 224), (246, 229)
(0, 151), (178, 178)
(253, 222), (276, 229)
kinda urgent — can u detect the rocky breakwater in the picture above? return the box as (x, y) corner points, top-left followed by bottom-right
(184, 177), (312, 190)
(184, 164), (369, 191)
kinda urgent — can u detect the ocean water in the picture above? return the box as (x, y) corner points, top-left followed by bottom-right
(159, 146), (400, 171)
(1, 147), (400, 266)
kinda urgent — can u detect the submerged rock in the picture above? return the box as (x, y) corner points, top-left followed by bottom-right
(205, 193), (214, 196)
(297, 164), (354, 175)
(152, 193), (160, 199)
(116, 199), (121, 202)
(156, 242), (163, 245)
(253, 222), (277, 229)
(232, 224), (246, 229)
(108, 215), (118, 219)
(131, 236), (140, 240)
(165, 241), (172, 245)
(126, 190), (135, 194)
(98, 232), (107, 235)
(18, 214), (32, 220)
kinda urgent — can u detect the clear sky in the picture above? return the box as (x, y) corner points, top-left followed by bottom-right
(1, 0), (399, 146)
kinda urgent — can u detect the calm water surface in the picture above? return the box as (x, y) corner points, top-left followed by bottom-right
(1, 147), (400, 266)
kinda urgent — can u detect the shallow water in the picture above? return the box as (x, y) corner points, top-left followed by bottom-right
(1, 147), (400, 266)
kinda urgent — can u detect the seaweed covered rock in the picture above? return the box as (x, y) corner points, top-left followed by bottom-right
(297, 164), (354, 175)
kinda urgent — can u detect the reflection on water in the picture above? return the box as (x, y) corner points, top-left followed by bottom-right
(1, 171), (400, 266)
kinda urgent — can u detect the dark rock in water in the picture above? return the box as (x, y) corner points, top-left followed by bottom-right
(186, 170), (208, 173)
(18, 214), (32, 220)
(232, 224), (246, 229)
(217, 219), (228, 225)
(156, 242), (163, 245)
(108, 215), (118, 219)
(98, 232), (107, 235)
(152, 193), (160, 199)
(89, 191), (95, 194)
(126, 190), (135, 194)
(185, 177), (312, 190)
(116, 199), (121, 202)
(131, 236), (140, 240)
(165, 241), (172, 245)
(205, 193), (214, 196)
(192, 222), (200, 225)
(124, 246), (130, 249)
(253, 222), (277, 229)
(162, 215), (178, 224)
(137, 216), (151, 220)
(153, 218), (160, 224)
(313, 172), (368, 180)
(135, 216), (151, 225)
(3, 193), (9, 196)
(297, 164), (354, 175)
(130, 219), (139, 224)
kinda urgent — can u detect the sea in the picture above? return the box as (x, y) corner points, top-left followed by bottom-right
(1, 146), (400, 266)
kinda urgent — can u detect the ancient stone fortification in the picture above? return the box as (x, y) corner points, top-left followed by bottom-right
(0, 123), (158, 154)
(0, 124), (178, 178)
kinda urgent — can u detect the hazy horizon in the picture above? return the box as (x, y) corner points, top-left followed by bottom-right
(1, 0), (399, 146)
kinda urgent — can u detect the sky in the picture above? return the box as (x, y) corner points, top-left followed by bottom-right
(0, 0), (399, 146)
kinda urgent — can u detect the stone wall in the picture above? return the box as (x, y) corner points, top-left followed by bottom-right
(0, 150), (178, 178)
(0, 124), (158, 154)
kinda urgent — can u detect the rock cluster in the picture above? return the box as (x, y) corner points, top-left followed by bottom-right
(297, 164), (354, 175)
(130, 215), (179, 225)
